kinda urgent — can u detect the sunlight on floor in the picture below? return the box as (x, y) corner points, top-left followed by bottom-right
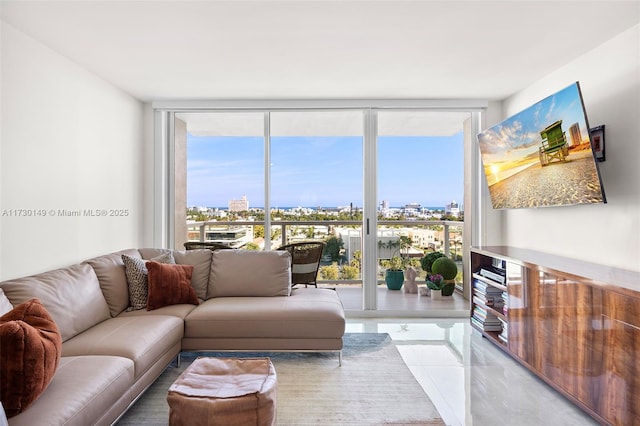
(346, 318), (598, 426)
(335, 286), (469, 317)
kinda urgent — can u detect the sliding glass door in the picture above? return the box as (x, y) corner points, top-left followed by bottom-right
(374, 110), (469, 311)
(168, 106), (478, 312)
(269, 111), (364, 288)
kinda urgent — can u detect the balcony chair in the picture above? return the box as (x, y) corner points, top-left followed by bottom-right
(184, 241), (233, 251)
(277, 241), (326, 288)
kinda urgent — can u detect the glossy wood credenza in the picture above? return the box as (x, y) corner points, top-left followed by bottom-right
(470, 246), (640, 426)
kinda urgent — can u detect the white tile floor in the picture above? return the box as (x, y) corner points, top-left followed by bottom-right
(346, 318), (599, 426)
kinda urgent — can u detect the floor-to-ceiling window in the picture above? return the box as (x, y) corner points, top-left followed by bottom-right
(375, 111), (469, 300)
(162, 103), (481, 313)
(270, 111), (364, 285)
(175, 112), (265, 251)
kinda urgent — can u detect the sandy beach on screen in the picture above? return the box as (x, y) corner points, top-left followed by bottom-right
(488, 150), (604, 209)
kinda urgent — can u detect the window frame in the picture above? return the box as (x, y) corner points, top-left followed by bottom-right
(154, 100), (486, 306)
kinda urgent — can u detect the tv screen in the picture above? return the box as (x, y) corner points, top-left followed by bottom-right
(477, 82), (606, 209)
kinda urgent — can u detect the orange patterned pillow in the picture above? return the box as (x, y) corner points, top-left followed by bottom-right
(0, 298), (62, 417)
(146, 261), (199, 310)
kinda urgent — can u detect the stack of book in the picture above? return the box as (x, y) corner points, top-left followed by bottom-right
(478, 265), (506, 284)
(472, 279), (505, 312)
(471, 306), (502, 332)
(501, 291), (509, 316)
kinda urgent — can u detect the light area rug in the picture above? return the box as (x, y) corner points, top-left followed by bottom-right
(116, 333), (444, 425)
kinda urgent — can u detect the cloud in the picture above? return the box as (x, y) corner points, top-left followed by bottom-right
(479, 117), (543, 160)
(545, 96), (557, 123)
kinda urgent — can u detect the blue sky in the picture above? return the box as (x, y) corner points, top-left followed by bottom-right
(187, 133), (463, 208)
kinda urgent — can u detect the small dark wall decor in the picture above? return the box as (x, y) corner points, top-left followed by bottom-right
(590, 125), (605, 162)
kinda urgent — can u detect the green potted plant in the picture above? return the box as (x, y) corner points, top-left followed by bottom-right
(425, 273), (444, 290)
(430, 256), (458, 296)
(381, 237), (414, 291)
(420, 251), (445, 274)
(384, 255), (405, 290)
(425, 273), (444, 299)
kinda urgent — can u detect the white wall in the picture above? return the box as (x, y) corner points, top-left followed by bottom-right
(0, 23), (148, 279)
(477, 101), (504, 247)
(496, 24), (640, 272)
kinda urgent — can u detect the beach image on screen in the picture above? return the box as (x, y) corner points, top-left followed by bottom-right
(477, 82), (606, 209)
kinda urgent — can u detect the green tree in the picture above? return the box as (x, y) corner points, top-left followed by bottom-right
(324, 236), (344, 263)
(351, 250), (362, 270)
(305, 226), (315, 239)
(341, 265), (359, 280)
(244, 242), (260, 251)
(398, 235), (412, 256)
(186, 208), (210, 222)
(320, 264), (339, 280)
(253, 225), (265, 239)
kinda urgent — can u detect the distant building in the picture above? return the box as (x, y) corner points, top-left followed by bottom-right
(228, 195), (249, 212)
(402, 202), (421, 217)
(379, 200), (395, 218)
(205, 227), (252, 248)
(445, 200), (461, 217)
(568, 123), (582, 147)
(410, 228), (438, 249)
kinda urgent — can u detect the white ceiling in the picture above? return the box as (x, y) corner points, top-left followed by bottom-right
(1, 1), (638, 102)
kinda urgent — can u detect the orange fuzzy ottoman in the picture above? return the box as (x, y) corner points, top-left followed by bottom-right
(167, 357), (277, 426)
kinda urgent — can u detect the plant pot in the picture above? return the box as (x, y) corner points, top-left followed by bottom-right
(430, 289), (443, 300)
(385, 270), (404, 290)
(441, 280), (455, 296)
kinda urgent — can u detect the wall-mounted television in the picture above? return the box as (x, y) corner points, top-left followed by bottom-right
(477, 82), (606, 209)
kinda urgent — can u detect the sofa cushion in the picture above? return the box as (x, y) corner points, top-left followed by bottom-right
(146, 262), (199, 310)
(207, 250), (292, 298)
(185, 288), (345, 341)
(85, 249), (141, 317)
(6, 356), (134, 426)
(138, 248), (170, 259)
(172, 250), (213, 300)
(0, 263), (110, 342)
(122, 252), (175, 310)
(0, 289), (12, 316)
(140, 248), (212, 300)
(0, 299), (62, 417)
(62, 315), (184, 380)
(117, 302), (198, 319)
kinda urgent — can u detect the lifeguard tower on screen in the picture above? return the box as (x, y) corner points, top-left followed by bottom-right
(538, 120), (569, 166)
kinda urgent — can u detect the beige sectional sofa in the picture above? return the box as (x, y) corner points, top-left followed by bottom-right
(0, 248), (346, 426)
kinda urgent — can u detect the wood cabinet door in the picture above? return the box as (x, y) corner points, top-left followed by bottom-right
(598, 290), (640, 425)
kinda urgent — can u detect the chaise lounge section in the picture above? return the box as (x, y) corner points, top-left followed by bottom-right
(0, 247), (345, 426)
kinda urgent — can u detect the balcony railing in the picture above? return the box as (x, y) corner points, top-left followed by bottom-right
(186, 219), (463, 281)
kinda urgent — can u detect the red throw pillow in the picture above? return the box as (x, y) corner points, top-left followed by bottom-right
(0, 298), (62, 417)
(146, 261), (199, 310)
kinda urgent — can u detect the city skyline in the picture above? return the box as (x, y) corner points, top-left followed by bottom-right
(187, 133), (464, 208)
